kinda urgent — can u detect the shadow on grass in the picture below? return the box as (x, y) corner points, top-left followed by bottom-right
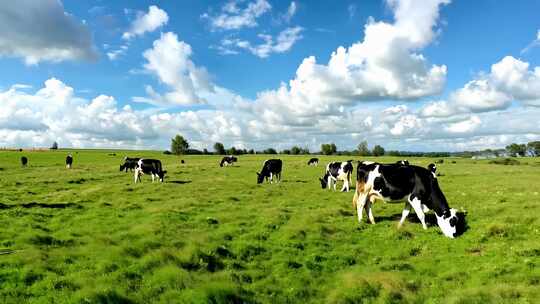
(375, 211), (469, 236)
(0, 202), (82, 210)
(168, 180), (192, 184)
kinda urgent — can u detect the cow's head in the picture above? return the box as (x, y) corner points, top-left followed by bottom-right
(158, 170), (167, 182)
(256, 172), (264, 184)
(428, 163), (437, 173)
(119, 164), (125, 171)
(319, 177), (327, 189)
(436, 208), (458, 238)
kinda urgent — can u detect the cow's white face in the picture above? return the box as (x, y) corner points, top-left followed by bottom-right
(436, 208), (458, 238)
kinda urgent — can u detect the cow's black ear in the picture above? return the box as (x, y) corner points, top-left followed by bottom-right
(256, 172), (260, 176)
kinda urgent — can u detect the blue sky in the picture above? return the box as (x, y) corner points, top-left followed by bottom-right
(1, 0), (539, 151)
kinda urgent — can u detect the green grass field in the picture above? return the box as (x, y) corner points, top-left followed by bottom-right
(0, 150), (539, 303)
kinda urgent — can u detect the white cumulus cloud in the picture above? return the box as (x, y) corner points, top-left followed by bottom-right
(122, 5), (169, 40)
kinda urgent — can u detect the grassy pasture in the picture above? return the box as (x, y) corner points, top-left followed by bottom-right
(0, 150), (539, 303)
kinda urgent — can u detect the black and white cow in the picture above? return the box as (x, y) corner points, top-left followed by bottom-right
(427, 163), (437, 174)
(352, 161), (459, 238)
(396, 160), (409, 166)
(307, 158), (319, 166)
(257, 159), (282, 184)
(66, 154), (73, 169)
(120, 157), (140, 172)
(21, 156), (28, 167)
(319, 161), (353, 192)
(134, 159), (167, 183)
(220, 156), (238, 167)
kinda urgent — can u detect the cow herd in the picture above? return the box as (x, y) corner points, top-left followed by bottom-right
(18, 153), (461, 238)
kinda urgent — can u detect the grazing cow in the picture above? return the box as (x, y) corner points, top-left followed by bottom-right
(307, 158), (319, 166)
(319, 161), (353, 192)
(120, 157), (140, 172)
(21, 156), (28, 167)
(428, 163), (437, 174)
(352, 161), (459, 238)
(220, 156), (238, 167)
(66, 154), (73, 169)
(134, 159), (167, 183)
(257, 159), (282, 184)
(396, 160), (409, 166)
(181, 160), (185, 164)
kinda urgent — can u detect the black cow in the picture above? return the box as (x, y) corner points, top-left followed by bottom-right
(307, 158), (319, 166)
(257, 159), (282, 184)
(220, 156), (238, 167)
(120, 157), (140, 172)
(427, 163), (437, 173)
(21, 156), (28, 167)
(319, 161), (353, 192)
(134, 159), (167, 183)
(66, 154), (73, 169)
(352, 161), (459, 238)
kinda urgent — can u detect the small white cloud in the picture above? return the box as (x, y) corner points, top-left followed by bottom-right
(202, 0), (271, 31)
(282, 2), (297, 23)
(122, 5), (169, 40)
(218, 27), (303, 58)
(520, 29), (540, 54)
(445, 116), (481, 133)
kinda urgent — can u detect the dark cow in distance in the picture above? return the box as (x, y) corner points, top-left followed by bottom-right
(21, 156), (28, 167)
(307, 158), (319, 166)
(352, 161), (459, 238)
(66, 154), (73, 169)
(120, 157), (140, 172)
(257, 159), (282, 184)
(134, 159), (167, 183)
(319, 161), (353, 192)
(220, 156), (237, 167)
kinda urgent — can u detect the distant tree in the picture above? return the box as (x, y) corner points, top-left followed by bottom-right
(290, 146), (301, 155)
(527, 141), (540, 156)
(248, 149), (255, 154)
(213, 142), (226, 155)
(372, 145), (385, 156)
(321, 143), (337, 155)
(163, 150), (172, 155)
(357, 141), (370, 156)
(506, 143), (527, 157)
(263, 148), (277, 154)
(387, 150), (401, 156)
(171, 135), (189, 155)
(203, 148), (209, 155)
(50, 142), (58, 150)
(281, 149), (291, 154)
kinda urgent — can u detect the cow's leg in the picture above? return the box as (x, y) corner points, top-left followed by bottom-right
(398, 203), (411, 228)
(134, 169), (140, 183)
(409, 196), (428, 229)
(269, 172), (273, 184)
(341, 178), (349, 192)
(355, 192), (368, 223)
(366, 200), (376, 224)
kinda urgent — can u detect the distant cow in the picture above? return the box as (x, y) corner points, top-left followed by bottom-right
(352, 161), (459, 238)
(120, 157), (140, 172)
(396, 160), (409, 166)
(319, 161), (353, 192)
(21, 156), (28, 167)
(134, 159), (167, 183)
(307, 158), (319, 166)
(220, 156), (237, 167)
(257, 159), (282, 184)
(181, 160), (185, 164)
(66, 154), (73, 169)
